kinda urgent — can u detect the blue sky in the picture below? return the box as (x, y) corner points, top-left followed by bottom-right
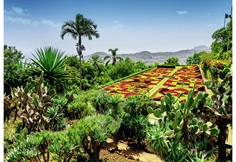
(4, 0), (233, 58)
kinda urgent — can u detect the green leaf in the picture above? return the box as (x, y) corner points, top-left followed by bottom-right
(172, 119), (179, 130)
(154, 109), (162, 118)
(197, 121), (203, 127)
(210, 128), (219, 136)
(203, 124), (208, 132)
(175, 110), (181, 119)
(191, 118), (198, 125)
(206, 122), (213, 127)
(147, 107), (154, 114)
(162, 105), (167, 111)
(164, 95), (170, 104)
(222, 68), (230, 75)
(196, 93), (203, 100)
(176, 131), (182, 140)
(188, 89), (194, 99)
(190, 125), (198, 135)
(203, 93), (209, 98)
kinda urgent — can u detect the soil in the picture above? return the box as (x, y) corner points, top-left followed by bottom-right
(100, 138), (164, 162)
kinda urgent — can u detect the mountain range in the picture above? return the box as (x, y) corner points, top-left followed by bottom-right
(83, 45), (211, 65)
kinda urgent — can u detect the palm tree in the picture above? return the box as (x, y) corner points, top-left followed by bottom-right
(104, 48), (123, 66)
(29, 47), (69, 86)
(88, 55), (104, 74)
(61, 14), (100, 90)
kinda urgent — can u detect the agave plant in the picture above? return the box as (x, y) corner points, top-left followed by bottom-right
(29, 47), (70, 86)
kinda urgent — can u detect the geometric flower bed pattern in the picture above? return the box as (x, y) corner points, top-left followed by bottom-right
(103, 65), (205, 102)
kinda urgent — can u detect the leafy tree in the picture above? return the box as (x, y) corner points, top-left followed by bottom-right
(135, 60), (147, 70)
(28, 47), (70, 92)
(88, 54), (104, 74)
(164, 57), (180, 66)
(61, 13), (100, 90)
(108, 57), (136, 80)
(186, 51), (208, 65)
(104, 48), (123, 66)
(4, 45), (26, 94)
(211, 19), (232, 59)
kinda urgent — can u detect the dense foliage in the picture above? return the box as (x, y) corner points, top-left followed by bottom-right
(4, 45), (26, 95)
(164, 57), (180, 66)
(4, 13), (232, 162)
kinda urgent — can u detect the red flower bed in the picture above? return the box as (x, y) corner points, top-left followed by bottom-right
(103, 65), (205, 102)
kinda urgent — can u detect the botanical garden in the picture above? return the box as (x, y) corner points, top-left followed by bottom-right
(4, 14), (232, 162)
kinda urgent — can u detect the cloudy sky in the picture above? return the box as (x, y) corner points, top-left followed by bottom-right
(4, 0), (232, 59)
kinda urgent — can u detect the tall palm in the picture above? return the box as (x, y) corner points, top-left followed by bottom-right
(104, 48), (123, 66)
(29, 47), (69, 86)
(61, 13), (100, 90)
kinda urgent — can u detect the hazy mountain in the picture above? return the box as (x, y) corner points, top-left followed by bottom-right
(83, 45), (211, 65)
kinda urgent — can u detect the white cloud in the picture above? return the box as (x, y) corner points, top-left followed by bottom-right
(111, 23), (123, 28)
(41, 19), (62, 28)
(5, 15), (31, 25)
(4, 14), (39, 26)
(176, 11), (188, 15)
(4, 10), (15, 15)
(11, 6), (26, 16)
(110, 21), (123, 28)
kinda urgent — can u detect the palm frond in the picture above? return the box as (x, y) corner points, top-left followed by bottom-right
(103, 55), (111, 61)
(105, 60), (110, 67)
(116, 56), (123, 61)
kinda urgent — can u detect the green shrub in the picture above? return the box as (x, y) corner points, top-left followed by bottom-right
(68, 114), (121, 162)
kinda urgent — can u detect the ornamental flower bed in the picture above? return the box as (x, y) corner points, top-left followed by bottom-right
(151, 65), (205, 102)
(103, 65), (205, 101)
(102, 67), (175, 97)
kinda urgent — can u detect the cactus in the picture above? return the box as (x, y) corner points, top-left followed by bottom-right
(10, 73), (73, 133)
(147, 82), (219, 147)
(204, 67), (232, 162)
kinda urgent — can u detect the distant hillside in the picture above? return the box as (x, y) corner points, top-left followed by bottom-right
(83, 45), (211, 65)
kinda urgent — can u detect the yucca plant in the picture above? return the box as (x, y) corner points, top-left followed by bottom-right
(28, 47), (70, 87)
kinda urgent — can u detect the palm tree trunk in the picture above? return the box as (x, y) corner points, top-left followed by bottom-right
(79, 55), (82, 90)
(78, 36), (82, 90)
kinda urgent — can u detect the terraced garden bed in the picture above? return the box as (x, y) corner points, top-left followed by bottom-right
(103, 65), (205, 102)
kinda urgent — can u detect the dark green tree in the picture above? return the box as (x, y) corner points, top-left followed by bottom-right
(4, 45), (26, 94)
(135, 60), (147, 70)
(186, 51), (207, 65)
(104, 48), (123, 66)
(108, 58), (135, 80)
(61, 14), (100, 90)
(211, 19), (232, 59)
(164, 57), (180, 66)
